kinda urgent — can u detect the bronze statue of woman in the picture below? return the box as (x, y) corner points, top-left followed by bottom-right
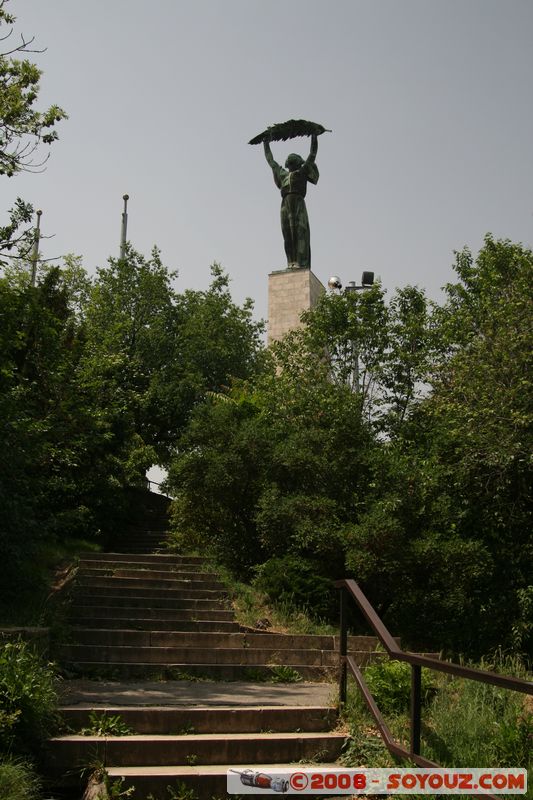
(263, 133), (319, 269)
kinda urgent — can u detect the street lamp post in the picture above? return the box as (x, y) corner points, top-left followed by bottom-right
(120, 194), (129, 260)
(30, 209), (42, 287)
(327, 272), (375, 394)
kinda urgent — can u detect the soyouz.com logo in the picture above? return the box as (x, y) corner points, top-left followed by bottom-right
(227, 767), (527, 794)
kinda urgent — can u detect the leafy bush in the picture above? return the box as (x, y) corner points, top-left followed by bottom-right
(0, 640), (60, 755)
(253, 556), (335, 621)
(269, 665), (303, 683)
(363, 659), (435, 715)
(0, 757), (41, 800)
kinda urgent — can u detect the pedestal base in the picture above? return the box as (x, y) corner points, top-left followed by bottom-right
(267, 268), (325, 345)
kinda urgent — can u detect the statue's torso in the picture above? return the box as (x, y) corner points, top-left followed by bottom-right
(276, 167), (309, 198)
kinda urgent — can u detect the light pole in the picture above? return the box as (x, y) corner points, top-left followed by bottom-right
(327, 271), (375, 293)
(30, 209), (42, 287)
(344, 271), (375, 292)
(120, 194), (129, 260)
(327, 272), (375, 393)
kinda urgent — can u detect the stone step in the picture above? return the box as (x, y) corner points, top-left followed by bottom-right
(79, 553), (207, 565)
(68, 628), (379, 652)
(69, 595), (229, 610)
(112, 545), (165, 552)
(78, 560), (211, 575)
(103, 764), (340, 799)
(78, 567), (220, 581)
(57, 661), (335, 681)
(76, 576), (226, 591)
(69, 605), (236, 621)
(69, 618), (241, 632)
(47, 731), (346, 772)
(117, 525), (167, 531)
(104, 551), (167, 558)
(113, 548), (167, 555)
(59, 704), (337, 734)
(57, 644), (340, 667)
(57, 678), (334, 706)
(111, 544), (166, 552)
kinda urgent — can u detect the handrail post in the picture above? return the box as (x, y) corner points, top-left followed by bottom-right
(339, 586), (348, 706)
(410, 664), (422, 756)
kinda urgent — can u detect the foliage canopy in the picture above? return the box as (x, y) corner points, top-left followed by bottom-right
(167, 236), (532, 657)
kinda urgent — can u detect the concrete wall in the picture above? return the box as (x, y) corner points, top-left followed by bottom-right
(267, 268), (325, 345)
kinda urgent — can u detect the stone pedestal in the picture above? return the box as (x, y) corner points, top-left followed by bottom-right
(268, 268), (325, 345)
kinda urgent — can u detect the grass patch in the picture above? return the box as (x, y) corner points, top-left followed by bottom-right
(0, 757), (42, 800)
(207, 561), (337, 636)
(423, 652), (532, 771)
(341, 650), (532, 795)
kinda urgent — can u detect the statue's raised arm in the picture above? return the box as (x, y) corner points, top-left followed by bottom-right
(250, 120), (329, 269)
(303, 134), (319, 186)
(263, 137), (284, 190)
(263, 137), (278, 170)
(306, 133), (318, 164)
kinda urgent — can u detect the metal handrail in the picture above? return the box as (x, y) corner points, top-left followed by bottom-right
(146, 479), (172, 498)
(336, 578), (532, 793)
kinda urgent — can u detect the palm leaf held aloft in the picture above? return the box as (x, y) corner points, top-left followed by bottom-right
(248, 119), (331, 145)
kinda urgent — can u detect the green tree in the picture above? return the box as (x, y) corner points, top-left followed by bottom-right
(0, 1), (66, 178)
(345, 236), (533, 655)
(299, 282), (433, 432)
(169, 238), (531, 656)
(0, 0), (66, 262)
(83, 252), (264, 465)
(301, 282), (389, 403)
(0, 258), (138, 611)
(147, 262), (265, 461)
(423, 236), (532, 652)
(168, 343), (374, 578)
(0, 263), (89, 601)
(168, 384), (266, 571)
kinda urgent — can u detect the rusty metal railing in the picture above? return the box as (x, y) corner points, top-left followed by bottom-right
(336, 578), (532, 789)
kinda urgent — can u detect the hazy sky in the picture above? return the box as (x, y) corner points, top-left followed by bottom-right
(6, 0), (533, 322)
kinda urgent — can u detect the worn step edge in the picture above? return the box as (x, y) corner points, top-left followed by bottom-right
(76, 762), (342, 797)
(58, 705), (337, 734)
(68, 619), (241, 631)
(57, 662), (336, 681)
(74, 583), (228, 594)
(47, 731), (346, 768)
(68, 629), (379, 651)
(78, 568), (221, 580)
(52, 731), (345, 742)
(70, 596), (230, 608)
(69, 607), (235, 621)
(77, 560), (207, 571)
(79, 553), (207, 563)
(56, 645), (341, 666)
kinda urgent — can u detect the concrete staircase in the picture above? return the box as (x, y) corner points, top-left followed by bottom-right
(48, 503), (383, 798)
(106, 488), (170, 554)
